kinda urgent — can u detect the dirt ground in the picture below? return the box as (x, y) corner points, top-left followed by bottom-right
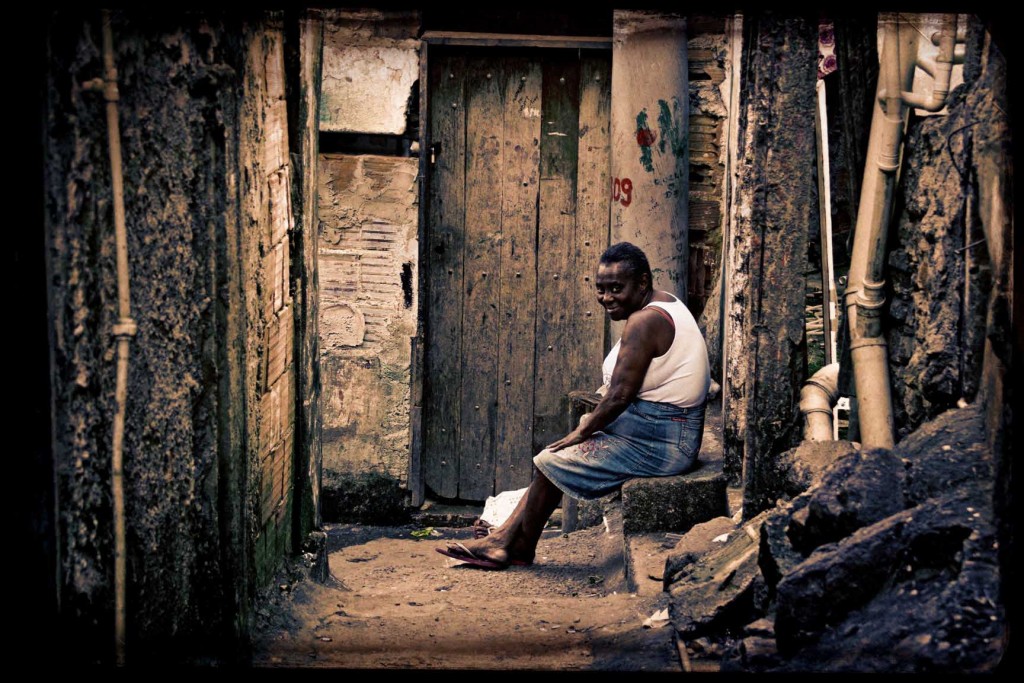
(250, 519), (688, 671)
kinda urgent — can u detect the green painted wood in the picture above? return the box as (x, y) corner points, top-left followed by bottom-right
(424, 54), (466, 499)
(459, 58), (504, 500)
(495, 58), (542, 493)
(533, 53), (580, 455)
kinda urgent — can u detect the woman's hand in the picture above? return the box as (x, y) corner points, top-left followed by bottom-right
(546, 427), (588, 452)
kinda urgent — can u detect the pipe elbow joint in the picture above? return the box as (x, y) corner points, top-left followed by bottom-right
(800, 363), (840, 442)
(801, 362), (840, 410)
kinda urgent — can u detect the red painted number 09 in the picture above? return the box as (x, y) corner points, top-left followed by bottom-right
(612, 177), (632, 207)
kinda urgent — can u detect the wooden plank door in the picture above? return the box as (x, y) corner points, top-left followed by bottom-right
(424, 48), (610, 502)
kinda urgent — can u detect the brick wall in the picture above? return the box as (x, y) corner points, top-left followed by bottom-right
(249, 25), (298, 586)
(687, 17), (731, 320)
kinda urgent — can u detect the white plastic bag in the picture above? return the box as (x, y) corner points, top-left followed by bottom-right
(479, 487), (528, 527)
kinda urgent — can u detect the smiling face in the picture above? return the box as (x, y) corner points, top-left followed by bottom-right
(595, 261), (651, 321)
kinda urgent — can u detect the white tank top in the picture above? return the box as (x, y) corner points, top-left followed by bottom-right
(601, 295), (710, 408)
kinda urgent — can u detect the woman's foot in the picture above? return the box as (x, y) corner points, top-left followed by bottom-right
(437, 533), (538, 569)
(470, 519), (535, 565)
(472, 518), (494, 539)
(436, 541), (508, 570)
(436, 536), (510, 569)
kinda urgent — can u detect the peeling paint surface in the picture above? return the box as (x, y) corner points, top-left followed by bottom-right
(320, 44), (419, 134)
(318, 154), (418, 485)
(611, 12), (690, 295)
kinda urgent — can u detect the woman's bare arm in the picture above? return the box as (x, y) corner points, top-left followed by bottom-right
(547, 308), (673, 451)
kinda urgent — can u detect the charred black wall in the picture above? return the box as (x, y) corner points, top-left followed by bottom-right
(41, 9), (268, 664)
(722, 12), (819, 516)
(886, 17), (1009, 441)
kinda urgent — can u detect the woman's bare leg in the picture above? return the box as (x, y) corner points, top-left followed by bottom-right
(447, 468), (564, 565)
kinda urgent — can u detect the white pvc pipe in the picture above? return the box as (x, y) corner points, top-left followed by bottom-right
(814, 79), (838, 366)
(844, 15), (920, 450)
(900, 15), (958, 112)
(844, 13), (963, 451)
(800, 362), (840, 441)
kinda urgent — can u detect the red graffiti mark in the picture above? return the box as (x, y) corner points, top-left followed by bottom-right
(620, 178), (632, 207)
(636, 126), (656, 147)
(611, 177), (633, 208)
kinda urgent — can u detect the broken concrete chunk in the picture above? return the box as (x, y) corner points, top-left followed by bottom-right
(668, 511), (771, 638)
(786, 448), (906, 554)
(776, 439), (859, 498)
(773, 480), (1000, 672)
(622, 457), (728, 534)
(663, 515), (738, 590)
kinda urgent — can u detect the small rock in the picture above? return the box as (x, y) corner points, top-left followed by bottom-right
(744, 618), (775, 637)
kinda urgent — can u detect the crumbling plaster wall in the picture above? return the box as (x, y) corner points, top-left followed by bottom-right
(319, 155), (419, 483)
(318, 9), (420, 489)
(885, 15), (1005, 442)
(319, 9), (420, 134)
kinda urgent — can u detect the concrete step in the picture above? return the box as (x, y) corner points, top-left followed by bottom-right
(621, 455), (729, 534)
(571, 399), (731, 537)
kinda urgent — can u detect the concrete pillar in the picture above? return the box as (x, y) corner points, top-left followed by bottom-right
(610, 10), (689, 302)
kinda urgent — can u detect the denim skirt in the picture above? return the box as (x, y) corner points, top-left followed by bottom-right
(533, 398), (706, 501)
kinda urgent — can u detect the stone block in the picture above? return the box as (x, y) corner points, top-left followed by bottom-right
(622, 456), (728, 534)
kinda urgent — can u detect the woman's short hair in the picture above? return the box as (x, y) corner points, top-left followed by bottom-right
(599, 242), (652, 284)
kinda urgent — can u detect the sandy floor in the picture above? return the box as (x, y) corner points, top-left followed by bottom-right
(251, 520), (686, 671)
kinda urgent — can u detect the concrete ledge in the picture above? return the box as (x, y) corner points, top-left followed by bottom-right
(621, 457), (728, 534)
(625, 532), (675, 595)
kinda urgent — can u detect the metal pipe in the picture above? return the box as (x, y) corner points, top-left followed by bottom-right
(96, 9), (136, 666)
(800, 362), (840, 441)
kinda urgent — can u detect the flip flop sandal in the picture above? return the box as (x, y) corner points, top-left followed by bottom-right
(469, 521), (534, 565)
(435, 541), (508, 570)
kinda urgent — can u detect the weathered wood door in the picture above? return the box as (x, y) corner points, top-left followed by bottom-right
(424, 48), (611, 502)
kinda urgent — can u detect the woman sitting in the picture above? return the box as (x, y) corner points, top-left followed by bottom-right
(437, 242), (711, 569)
